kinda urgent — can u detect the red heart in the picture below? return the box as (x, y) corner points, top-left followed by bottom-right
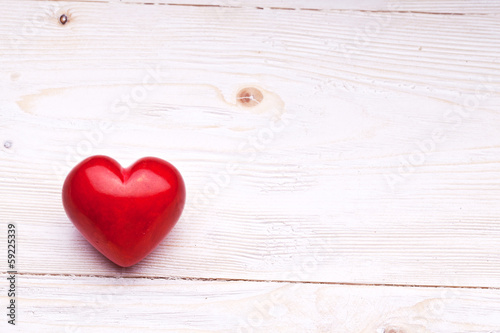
(62, 155), (185, 267)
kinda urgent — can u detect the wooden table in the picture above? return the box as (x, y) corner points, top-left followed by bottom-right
(1, 1), (500, 332)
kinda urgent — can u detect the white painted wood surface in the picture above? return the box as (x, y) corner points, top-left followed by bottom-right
(3, 274), (500, 333)
(26, 0), (500, 14)
(1, 0), (500, 331)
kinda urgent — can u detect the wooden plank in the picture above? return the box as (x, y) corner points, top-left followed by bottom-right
(1, 1), (500, 287)
(22, 0), (500, 14)
(1, 274), (500, 332)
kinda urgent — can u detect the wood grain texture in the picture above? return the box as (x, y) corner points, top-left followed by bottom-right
(1, 274), (500, 332)
(1, 0), (500, 290)
(23, 0), (500, 14)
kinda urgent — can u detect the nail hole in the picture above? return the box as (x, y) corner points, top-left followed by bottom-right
(3, 141), (12, 149)
(59, 14), (68, 25)
(236, 87), (264, 107)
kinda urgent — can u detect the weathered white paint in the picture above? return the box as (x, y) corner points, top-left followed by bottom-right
(1, 0), (500, 330)
(24, 0), (500, 14)
(2, 274), (500, 332)
(2, 0), (500, 286)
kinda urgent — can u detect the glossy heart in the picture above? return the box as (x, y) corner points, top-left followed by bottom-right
(62, 155), (185, 267)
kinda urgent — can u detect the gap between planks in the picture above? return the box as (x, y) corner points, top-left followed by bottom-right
(3, 271), (500, 291)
